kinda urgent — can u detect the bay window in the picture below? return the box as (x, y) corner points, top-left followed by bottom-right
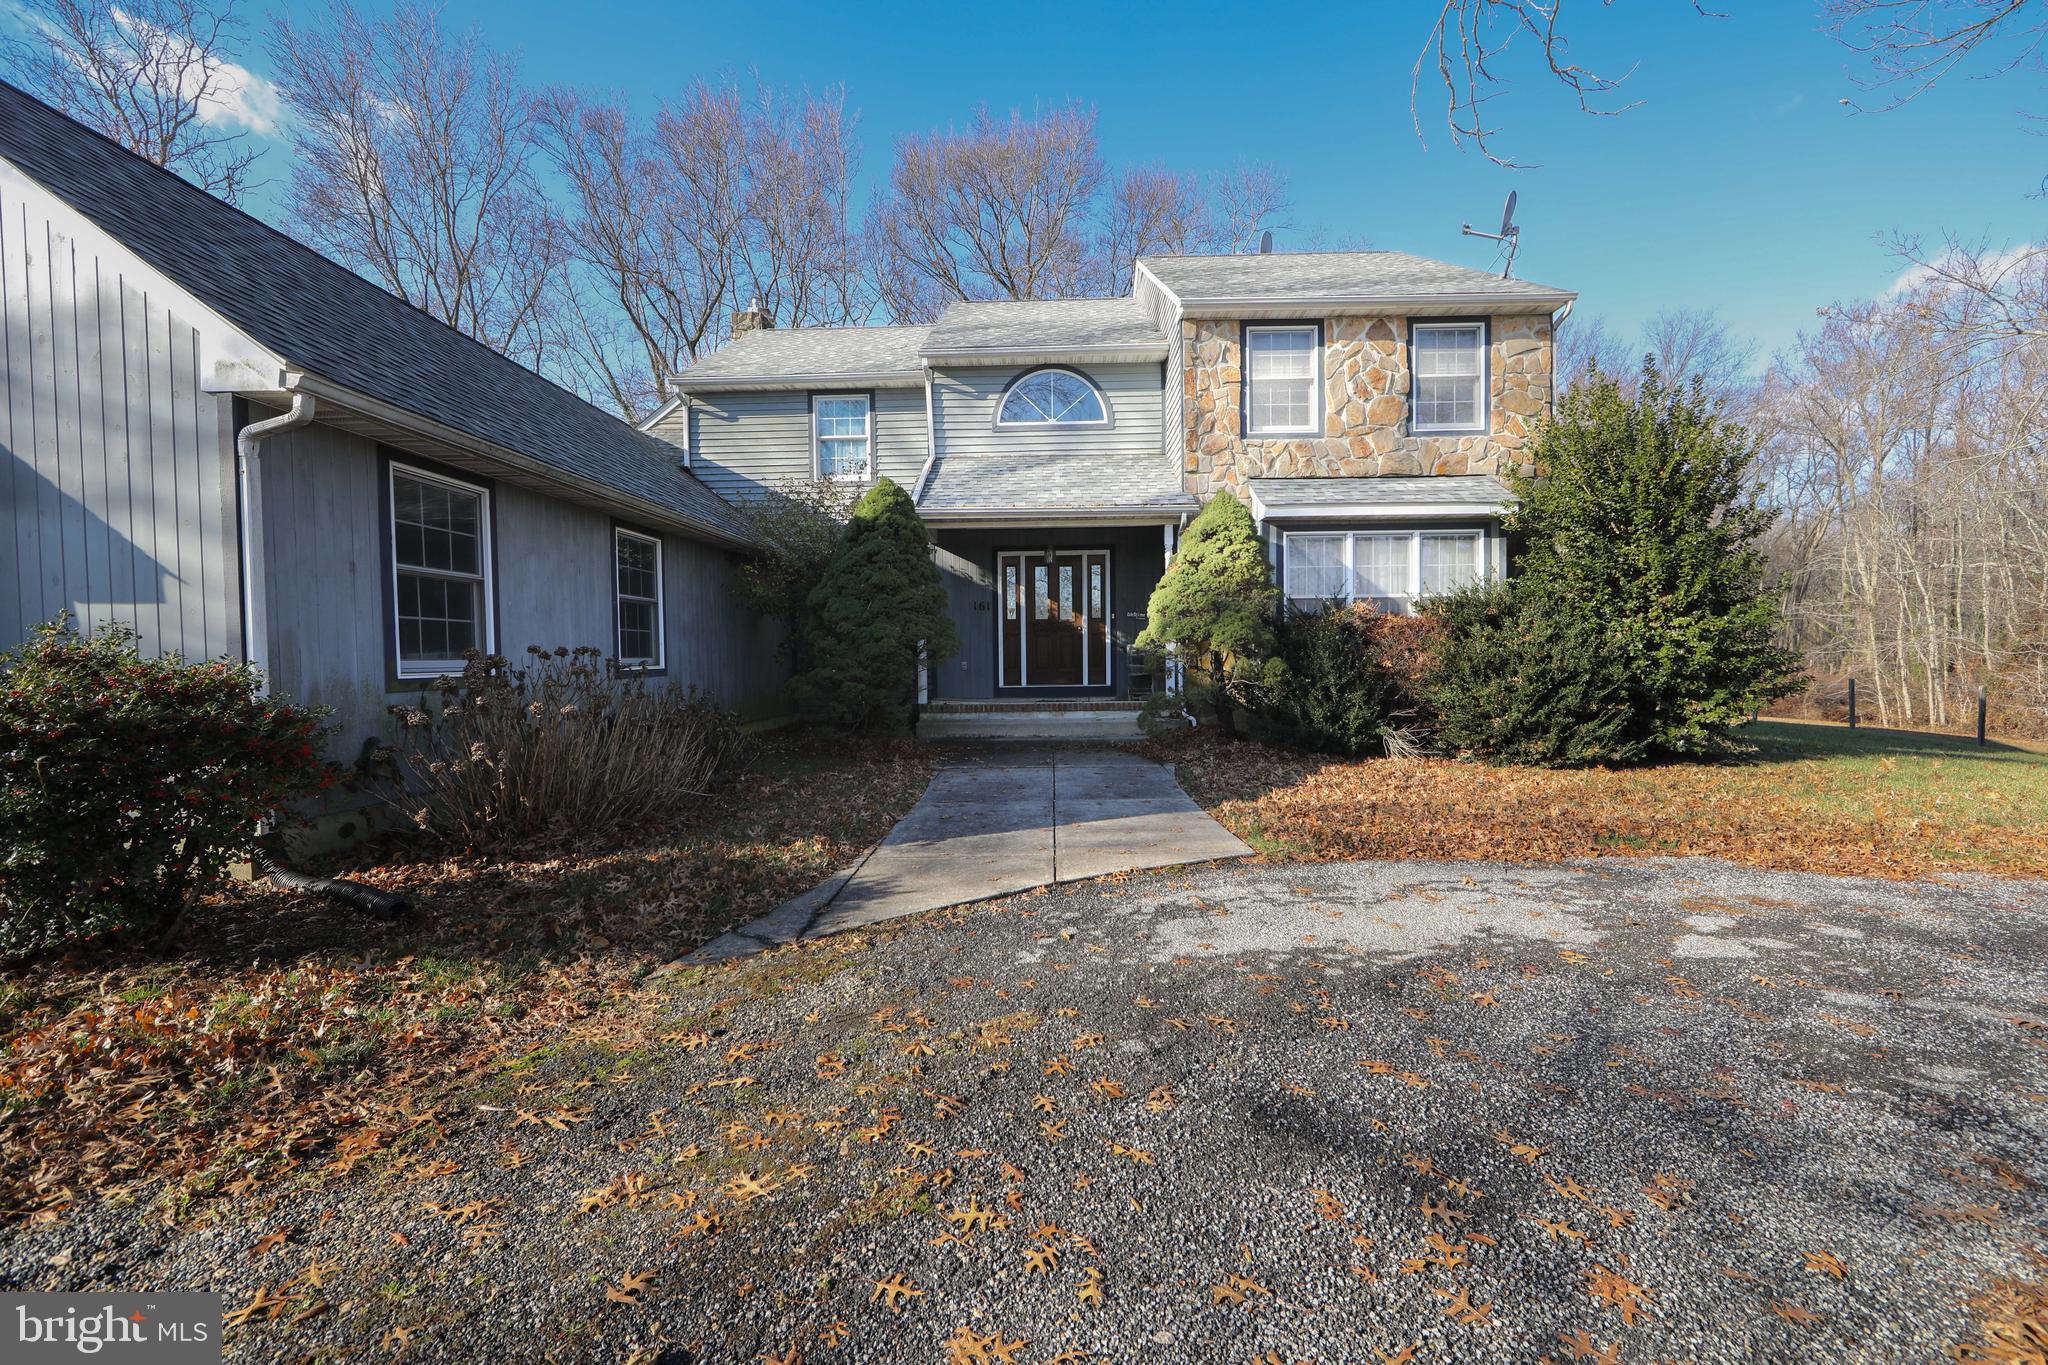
(1282, 528), (1490, 613)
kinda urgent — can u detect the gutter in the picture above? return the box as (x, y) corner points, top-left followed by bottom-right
(670, 369), (924, 394)
(235, 392), (317, 691)
(1174, 289), (1576, 315)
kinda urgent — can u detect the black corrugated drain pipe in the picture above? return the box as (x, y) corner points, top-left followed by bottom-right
(253, 837), (411, 919)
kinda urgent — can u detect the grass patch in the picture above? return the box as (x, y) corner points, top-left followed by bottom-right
(1154, 719), (2048, 879)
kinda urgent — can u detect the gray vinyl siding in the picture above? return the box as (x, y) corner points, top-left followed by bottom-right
(257, 419), (787, 759)
(1133, 274), (1184, 467)
(930, 362), (1162, 462)
(928, 525), (1167, 700)
(663, 386), (926, 502)
(2, 172), (239, 662)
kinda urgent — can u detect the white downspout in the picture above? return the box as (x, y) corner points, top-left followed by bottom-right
(236, 393), (317, 693)
(912, 365), (939, 503)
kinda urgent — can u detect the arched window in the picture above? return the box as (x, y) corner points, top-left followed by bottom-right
(996, 368), (1108, 426)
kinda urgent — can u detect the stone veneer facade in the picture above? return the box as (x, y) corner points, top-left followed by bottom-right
(1181, 313), (1553, 497)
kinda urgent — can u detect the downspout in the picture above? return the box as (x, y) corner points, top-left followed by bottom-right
(236, 392), (317, 693)
(233, 390), (411, 919)
(911, 365), (939, 503)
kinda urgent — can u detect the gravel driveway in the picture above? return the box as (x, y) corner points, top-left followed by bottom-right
(6, 858), (2044, 1363)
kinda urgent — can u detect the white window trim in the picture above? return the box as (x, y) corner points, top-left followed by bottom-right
(812, 392), (873, 482)
(1279, 526), (1492, 614)
(1409, 320), (1491, 436)
(993, 367), (1112, 429)
(1244, 323), (1322, 437)
(388, 460), (495, 680)
(613, 527), (666, 671)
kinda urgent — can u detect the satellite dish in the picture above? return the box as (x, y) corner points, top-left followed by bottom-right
(1257, 229), (1274, 255)
(1461, 190), (1524, 279)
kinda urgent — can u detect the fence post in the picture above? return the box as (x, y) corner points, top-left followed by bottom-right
(1847, 677), (1857, 729)
(1978, 685), (1987, 747)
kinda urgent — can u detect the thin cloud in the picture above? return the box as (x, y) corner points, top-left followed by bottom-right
(1884, 241), (2042, 298)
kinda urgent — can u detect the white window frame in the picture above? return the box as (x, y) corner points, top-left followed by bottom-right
(1279, 527), (1492, 615)
(812, 392), (873, 482)
(1244, 323), (1322, 437)
(1409, 320), (1490, 435)
(387, 460), (495, 680)
(994, 367), (1111, 428)
(613, 527), (666, 671)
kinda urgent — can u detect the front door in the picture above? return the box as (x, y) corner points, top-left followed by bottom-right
(999, 550), (1111, 689)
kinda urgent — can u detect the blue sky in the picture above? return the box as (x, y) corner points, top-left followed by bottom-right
(27, 0), (2042, 364)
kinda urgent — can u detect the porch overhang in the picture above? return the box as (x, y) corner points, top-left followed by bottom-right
(920, 505), (1191, 529)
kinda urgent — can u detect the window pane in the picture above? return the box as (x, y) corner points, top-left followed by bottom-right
(1415, 326), (1482, 376)
(396, 571), (478, 662)
(1089, 563), (1103, 617)
(1005, 565), (1019, 619)
(1353, 535), (1410, 600)
(617, 534), (658, 601)
(392, 473), (482, 574)
(1032, 565), (1049, 620)
(1285, 535), (1347, 609)
(619, 599), (657, 662)
(820, 436), (869, 478)
(1415, 375), (1481, 430)
(1420, 534), (1483, 597)
(1049, 372), (1103, 422)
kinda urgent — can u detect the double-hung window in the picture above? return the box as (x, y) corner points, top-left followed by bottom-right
(388, 462), (492, 677)
(1282, 529), (1489, 614)
(1245, 325), (1319, 435)
(1411, 322), (1487, 432)
(814, 394), (871, 480)
(614, 528), (664, 669)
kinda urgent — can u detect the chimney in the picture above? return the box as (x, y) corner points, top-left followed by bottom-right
(731, 297), (773, 340)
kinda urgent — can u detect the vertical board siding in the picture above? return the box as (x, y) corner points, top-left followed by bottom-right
(261, 427), (789, 758)
(1, 169), (236, 661)
(664, 386), (927, 502)
(931, 362), (1164, 461)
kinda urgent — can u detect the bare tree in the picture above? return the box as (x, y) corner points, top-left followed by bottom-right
(1553, 312), (1632, 392)
(1207, 162), (1295, 253)
(539, 77), (871, 419)
(1411, 0), (1668, 167)
(870, 104), (1106, 321)
(1824, 0), (2048, 112)
(268, 2), (557, 366)
(1756, 251), (2048, 735)
(3, 0), (265, 200)
(1098, 166), (1209, 296)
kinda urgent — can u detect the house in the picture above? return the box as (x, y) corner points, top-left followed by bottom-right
(0, 82), (785, 771)
(652, 247), (1573, 736)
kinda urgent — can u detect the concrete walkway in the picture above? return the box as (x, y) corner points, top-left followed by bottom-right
(686, 747), (1252, 962)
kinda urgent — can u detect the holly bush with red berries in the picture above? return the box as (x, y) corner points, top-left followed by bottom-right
(1, 617), (337, 957)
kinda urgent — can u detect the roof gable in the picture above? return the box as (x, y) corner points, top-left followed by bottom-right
(0, 81), (749, 548)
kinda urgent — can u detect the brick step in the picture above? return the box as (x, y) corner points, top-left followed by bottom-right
(923, 699), (1146, 714)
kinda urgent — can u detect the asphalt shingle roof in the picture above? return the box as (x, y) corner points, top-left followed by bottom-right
(920, 298), (1166, 356)
(1139, 251), (1572, 306)
(0, 81), (751, 547)
(672, 326), (933, 388)
(1247, 474), (1515, 508)
(919, 452), (1197, 516)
